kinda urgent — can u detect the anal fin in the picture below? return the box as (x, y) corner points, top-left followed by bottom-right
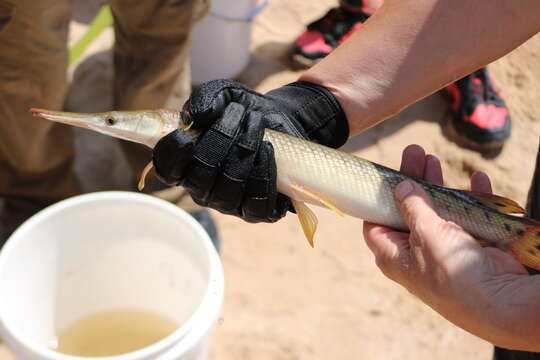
(292, 200), (318, 247)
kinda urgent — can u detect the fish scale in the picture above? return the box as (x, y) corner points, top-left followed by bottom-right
(264, 129), (531, 249)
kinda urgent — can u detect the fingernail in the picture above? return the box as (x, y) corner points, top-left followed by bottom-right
(426, 155), (438, 165)
(395, 181), (414, 202)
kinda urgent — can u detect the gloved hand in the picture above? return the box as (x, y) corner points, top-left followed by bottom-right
(152, 79), (349, 223)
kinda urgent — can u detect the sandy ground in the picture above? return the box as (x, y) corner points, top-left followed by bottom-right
(1, 0), (540, 359)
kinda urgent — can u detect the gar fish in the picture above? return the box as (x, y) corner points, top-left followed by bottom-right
(30, 108), (540, 270)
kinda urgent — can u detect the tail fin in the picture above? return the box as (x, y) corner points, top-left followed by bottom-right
(508, 218), (540, 270)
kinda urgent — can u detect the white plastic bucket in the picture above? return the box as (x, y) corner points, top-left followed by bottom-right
(190, 0), (268, 84)
(0, 191), (224, 360)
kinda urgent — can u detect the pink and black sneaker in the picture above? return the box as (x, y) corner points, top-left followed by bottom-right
(444, 68), (511, 151)
(291, 1), (371, 67)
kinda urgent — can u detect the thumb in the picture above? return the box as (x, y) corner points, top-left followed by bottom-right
(153, 129), (195, 185)
(394, 181), (444, 247)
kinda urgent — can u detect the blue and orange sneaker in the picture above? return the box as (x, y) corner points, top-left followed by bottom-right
(290, 4), (371, 67)
(444, 68), (512, 151)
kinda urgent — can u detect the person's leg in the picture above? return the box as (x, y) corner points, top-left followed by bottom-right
(108, 0), (208, 178)
(0, 0), (78, 242)
(108, 0), (220, 248)
(109, 0), (208, 110)
(291, 0), (382, 68)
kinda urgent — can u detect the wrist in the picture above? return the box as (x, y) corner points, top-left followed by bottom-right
(298, 70), (397, 136)
(266, 81), (349, 148)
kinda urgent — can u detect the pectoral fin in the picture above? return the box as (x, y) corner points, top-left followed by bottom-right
(466, 191), (526, 215)
(138, 161), (154, 191)
(290, 183), (344, 217)
(292, 200), (318, 247)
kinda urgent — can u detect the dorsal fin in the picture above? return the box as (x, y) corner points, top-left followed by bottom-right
(465, 191), (526, 215)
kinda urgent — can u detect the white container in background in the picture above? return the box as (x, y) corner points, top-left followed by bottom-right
(190, 0), (268, 84)
(0, 191), (224, 360)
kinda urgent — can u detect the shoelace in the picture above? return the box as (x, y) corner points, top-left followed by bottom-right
(308, 8), (347, 32)
(460, 69), (503, 106)
(476, 69), (501, 103)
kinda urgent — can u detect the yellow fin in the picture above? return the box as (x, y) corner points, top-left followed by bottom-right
(138, 161), (154, 191)
(508, 218), (540, 270)
(292, 200), (318, 247)
(466, 191), (526, 215)
(290, 183), (345, 217)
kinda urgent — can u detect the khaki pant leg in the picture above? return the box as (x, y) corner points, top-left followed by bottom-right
(109, 0), (208, 111)
(0, 0), (78, 236)
(108, 0), (209, 211)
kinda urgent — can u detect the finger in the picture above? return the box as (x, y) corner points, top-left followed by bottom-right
(397, 180), (484, 270)
(209, 111), (263, 214)
(183, 102), (245, 205)
(153, 129), (195, 185)
(423, 155), (443, 186)
(242, 141), (288, 222)
(184, 79), (251, 129)
(400, 144), (426, 179)
(363, 222), (410, 255)
(470, 171), (493, 194)
(363, 222), (411, 278)
(394, 180), (443, 247)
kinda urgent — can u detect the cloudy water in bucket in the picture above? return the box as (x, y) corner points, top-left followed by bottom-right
(52, 309), (179, 357)
(48, 244), (207, 357)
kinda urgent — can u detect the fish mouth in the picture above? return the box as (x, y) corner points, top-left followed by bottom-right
(30, 108), (103, 131)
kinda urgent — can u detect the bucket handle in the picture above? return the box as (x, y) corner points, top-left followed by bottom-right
(209, 0), (268, 23)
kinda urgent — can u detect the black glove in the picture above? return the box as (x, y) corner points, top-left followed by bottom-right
(153, 79), (349, 223)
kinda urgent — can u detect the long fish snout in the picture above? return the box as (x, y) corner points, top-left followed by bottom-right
(29, 108), (177, 148)
(30, 108), (107, 130)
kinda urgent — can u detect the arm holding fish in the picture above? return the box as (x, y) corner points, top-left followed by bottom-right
(153, 0), (539, 222)
(364, 145), (540, 352)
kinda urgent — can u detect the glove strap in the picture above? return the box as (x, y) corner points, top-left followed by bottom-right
(266, 81), (349, 148)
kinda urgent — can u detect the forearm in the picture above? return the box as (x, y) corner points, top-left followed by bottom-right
(300, 0), (540, 136)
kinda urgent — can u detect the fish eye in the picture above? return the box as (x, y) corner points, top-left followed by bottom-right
(105, 117), (116, 126)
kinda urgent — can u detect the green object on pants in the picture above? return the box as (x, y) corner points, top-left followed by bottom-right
(69, 5), (114, 66)
(0, 0), (209, 235)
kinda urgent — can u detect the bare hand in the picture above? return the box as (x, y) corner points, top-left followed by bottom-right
(363, 145), (540, 351)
